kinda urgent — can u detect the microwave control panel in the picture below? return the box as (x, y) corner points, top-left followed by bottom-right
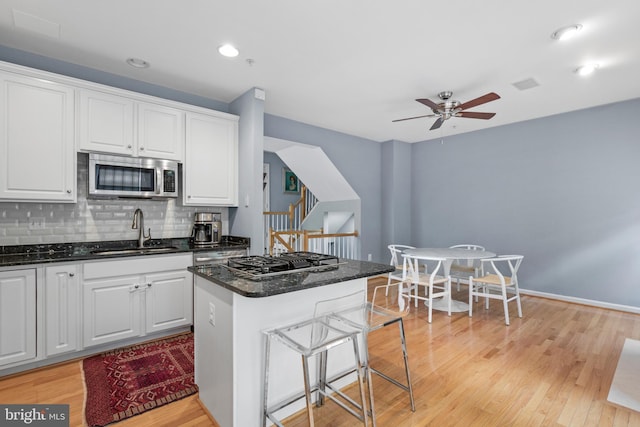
(163, 169), (176, 193)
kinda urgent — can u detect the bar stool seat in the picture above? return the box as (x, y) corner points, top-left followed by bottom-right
(263, 291), (369, 426)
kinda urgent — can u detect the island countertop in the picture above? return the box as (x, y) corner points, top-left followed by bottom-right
(188, 258), (394, 298)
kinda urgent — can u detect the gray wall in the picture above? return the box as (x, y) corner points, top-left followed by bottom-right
(381, 140), (413, 253)
(263, 152), (303, 212)
(410, 98), (640, 306)
(264, 114), (384, 263)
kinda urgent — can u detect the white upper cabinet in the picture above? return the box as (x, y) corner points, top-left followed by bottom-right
(0, 71), (76, 202)
(183, 111), (239, 206)
(137, 102), (184, 160)
(78, 89), (134, 156)
(78, 89), (184, 161)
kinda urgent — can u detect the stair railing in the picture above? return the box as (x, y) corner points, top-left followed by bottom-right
(269, 229), (359, 259)
(263, 186), (316, 253)
(304, 230), (359, 259)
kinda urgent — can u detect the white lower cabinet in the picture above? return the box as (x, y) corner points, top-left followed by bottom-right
(83, 274), (142, 347)
(0, 269), (36, 367)
(44, 264), (79, 357)
(145, 270), (194, 333)
(83, 254), (192, 348)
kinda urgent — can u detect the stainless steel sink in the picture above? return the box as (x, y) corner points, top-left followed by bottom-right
(91, 246), (179, 256)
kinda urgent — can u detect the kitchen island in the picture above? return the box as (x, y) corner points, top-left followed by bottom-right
(189, 258), (393, 427)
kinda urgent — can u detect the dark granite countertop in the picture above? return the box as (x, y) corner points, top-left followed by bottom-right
(0, 236), (250, 268)
(189, 259), (394, 298)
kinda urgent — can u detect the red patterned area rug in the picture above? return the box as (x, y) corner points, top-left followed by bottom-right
(82, 333), (197, 427)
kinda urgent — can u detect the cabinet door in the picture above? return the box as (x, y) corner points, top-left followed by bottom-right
(183, 112), (238, 206)
(0, 269), (36, 367)
(83, 275), (142, 347)
(78, 89), (135, 156)
(145, 269), (193, 333)
(0, 72), (75, 202)
(45, 265), (78, 357)
(138, 102), (184, 161)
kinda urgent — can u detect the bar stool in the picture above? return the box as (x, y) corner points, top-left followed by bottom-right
(325, 284), (415, 427)
(262, 290), (369, 426)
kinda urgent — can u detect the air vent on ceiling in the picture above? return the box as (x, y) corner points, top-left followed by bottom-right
(512, 78), (540, 91)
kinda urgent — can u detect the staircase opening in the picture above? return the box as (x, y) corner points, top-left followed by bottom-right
(263, 137), (361, 259)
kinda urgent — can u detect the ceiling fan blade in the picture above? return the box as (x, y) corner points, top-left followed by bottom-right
(392, 114), (436, 123)
(430, 117), (444, 130)
(457, 92), (500, 111)
(416, 98), (439, 110)
(457, 111), (496, 120)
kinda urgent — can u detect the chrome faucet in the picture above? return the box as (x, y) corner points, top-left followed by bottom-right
(132, 208), (151, 248)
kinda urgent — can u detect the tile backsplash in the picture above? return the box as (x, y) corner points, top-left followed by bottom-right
(0, 153), (227, 246)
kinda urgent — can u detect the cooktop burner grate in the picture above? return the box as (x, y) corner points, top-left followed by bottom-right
(225, 252), (340, 280)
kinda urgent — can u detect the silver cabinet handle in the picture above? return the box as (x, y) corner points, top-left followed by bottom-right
(66, 189), (72, 194)
(195, 256), (225, 263)
(147, 283), (152, 287)
(68, 272), (75, 277)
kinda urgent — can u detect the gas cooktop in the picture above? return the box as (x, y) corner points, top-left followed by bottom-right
(226, 252), (340, 280)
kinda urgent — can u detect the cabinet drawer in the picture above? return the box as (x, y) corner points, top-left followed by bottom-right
(83, 253), (191, 279)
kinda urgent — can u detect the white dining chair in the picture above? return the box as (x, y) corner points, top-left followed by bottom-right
(402, 254), (451, 323)
(385, 244), (415, 296)
(449, 244), (486, 291)
(468, 255), (524, 325)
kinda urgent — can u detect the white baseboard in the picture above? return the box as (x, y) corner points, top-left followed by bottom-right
(374, 275), (640, 315)
(519, 288), (640, 314)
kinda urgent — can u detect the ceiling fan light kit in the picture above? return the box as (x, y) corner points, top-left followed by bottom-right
(393, 91), (500, 131)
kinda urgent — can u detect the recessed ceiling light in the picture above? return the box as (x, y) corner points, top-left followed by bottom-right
(218, 44), (239, 58)
(551, 24), (583, 41)
(126, 57), (150, 69)
(575, 63), (599, 76)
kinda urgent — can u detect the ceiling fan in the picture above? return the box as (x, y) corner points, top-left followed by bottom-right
(393, 91), (501, 130)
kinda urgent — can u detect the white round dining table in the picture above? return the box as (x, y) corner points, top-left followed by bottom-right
(403, 247), (496, 312)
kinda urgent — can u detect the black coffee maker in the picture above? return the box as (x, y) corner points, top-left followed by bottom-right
(191, 212), (222, 247)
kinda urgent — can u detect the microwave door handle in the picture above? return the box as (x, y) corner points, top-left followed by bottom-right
(156, 169), (161, 195)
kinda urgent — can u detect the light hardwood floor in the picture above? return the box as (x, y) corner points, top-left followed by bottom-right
(1, 276), (639, 426)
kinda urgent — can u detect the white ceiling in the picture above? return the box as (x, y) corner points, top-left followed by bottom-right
(1, 0), (639, 143)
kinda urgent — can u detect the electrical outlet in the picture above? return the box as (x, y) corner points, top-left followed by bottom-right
(367, 254), (372, 261)
(209, 302), (216, 326)
(28, 217), (45, 230)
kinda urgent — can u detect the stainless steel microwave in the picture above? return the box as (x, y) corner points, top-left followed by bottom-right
(88, 153), (178, 199)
